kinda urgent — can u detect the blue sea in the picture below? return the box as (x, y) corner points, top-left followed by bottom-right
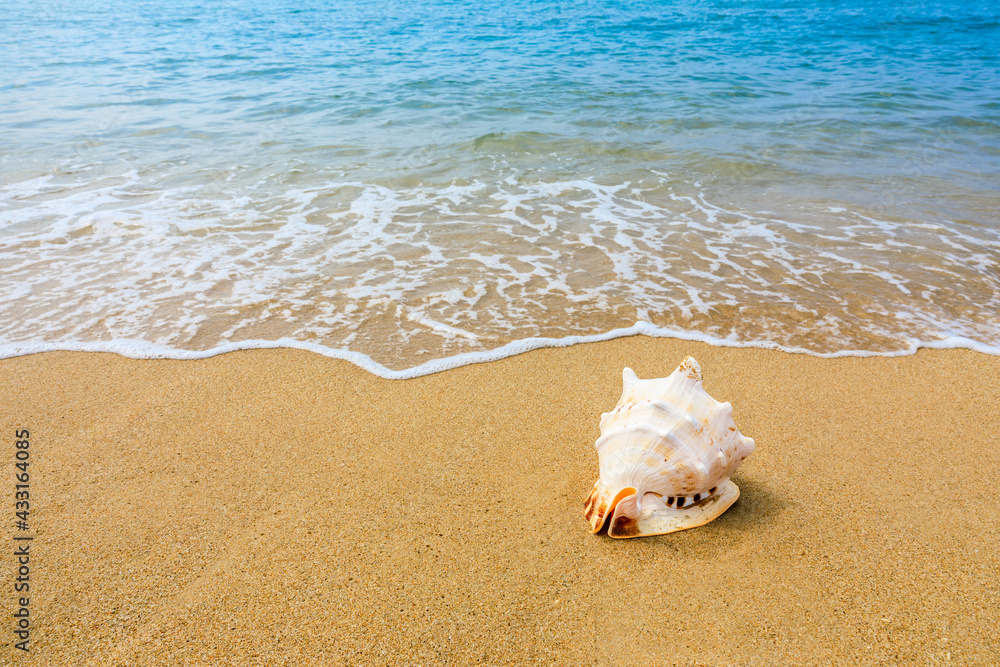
(2, 0), (999, 376)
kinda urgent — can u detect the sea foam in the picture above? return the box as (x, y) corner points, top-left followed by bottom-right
(3, 322), (999, 380)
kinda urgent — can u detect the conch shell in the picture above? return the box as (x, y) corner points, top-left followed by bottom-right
(584, 356), (755, 538)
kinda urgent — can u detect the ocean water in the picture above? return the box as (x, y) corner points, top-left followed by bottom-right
(2, 0), (999, 377)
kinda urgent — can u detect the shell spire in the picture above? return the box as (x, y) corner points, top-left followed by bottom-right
(584, 356), (755, 538)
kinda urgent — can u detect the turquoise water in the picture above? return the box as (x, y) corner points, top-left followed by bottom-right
(2, 0), (999, 374)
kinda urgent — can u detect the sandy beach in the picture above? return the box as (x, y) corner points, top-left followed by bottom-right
(1, 337), (998, 665)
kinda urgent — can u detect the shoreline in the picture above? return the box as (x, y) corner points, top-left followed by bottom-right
(3, 322), (1000, 380)
(2, 339), (998, 664)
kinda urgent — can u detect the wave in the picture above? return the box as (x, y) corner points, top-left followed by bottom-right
(2, 168), (999, 374)
(2, 322), (998, 380)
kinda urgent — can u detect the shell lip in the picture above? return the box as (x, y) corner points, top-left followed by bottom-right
(586, 481), (740, 538)
(607, 480), (741, 539)
(583, 483), (636, 534)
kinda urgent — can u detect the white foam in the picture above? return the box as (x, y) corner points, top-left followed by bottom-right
(2, 169), (999, 377)
(2, 323), (999, 380)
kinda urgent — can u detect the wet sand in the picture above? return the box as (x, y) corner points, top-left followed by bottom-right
(1, 338), (998, 665)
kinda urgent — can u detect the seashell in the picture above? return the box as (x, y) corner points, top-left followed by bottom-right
(584, 356), (755, 538)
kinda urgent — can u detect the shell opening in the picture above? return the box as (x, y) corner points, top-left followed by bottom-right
(610, 487), (636, 516)
(593, 487), (637, 535)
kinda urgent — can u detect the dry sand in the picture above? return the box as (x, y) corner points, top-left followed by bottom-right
(1, 337), (998, 666)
